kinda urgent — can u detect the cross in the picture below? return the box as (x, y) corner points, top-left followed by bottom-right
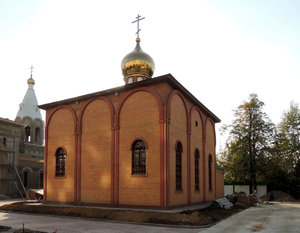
(132, 14), (145, 39)
(30, 65), (34, 78)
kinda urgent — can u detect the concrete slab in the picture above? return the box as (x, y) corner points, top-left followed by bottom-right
(1, 200), (299, 233)
(0, 211), (202, 233)
(203, 202), (300, 233)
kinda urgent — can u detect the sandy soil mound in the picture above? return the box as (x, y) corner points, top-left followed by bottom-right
(260, 190), (296, 202)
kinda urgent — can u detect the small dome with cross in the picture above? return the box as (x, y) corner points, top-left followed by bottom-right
(121, 38), (155, 84)
(121, 15), (155, 84)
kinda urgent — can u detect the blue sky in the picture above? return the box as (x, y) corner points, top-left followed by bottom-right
(0, 0), (299, 149)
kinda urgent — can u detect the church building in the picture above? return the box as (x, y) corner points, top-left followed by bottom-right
(0, 71), (44, 198)
(39, 18), (224, 208)
(15, 74), (44, 193)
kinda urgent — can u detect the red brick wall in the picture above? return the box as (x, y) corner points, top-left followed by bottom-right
(169, 93), (188, 206)
(43, 80), (221, 208)
(46, 107), (75, 203)
(205, 119), (216, 201)
(80, 99), (112, 204)
(118, 91), (161, 206)
(190, 108), (204, 203)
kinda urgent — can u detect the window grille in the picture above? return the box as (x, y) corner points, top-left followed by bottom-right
(56, 148), (66, 177)
(209, 154), (213, 191)
(132, 140), (146, 175)
(195, 149), (200, 191)
(176, 142), (183, 191)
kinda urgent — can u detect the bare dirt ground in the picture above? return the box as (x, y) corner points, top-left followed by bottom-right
(0, 201), (247, 227)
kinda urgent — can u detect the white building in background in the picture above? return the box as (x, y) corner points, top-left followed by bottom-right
(0, 71), (44, 198)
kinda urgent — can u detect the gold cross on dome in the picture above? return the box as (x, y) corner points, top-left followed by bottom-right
(30, 65), (34, 78)
(132, 14), (145, 39)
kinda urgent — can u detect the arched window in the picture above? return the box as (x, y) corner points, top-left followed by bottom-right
(176, 142), (183, 191)
(56, 148), (66, 177)
(132, 140), (146, 175)
(25, 126), (31, 142)
(39, 172), (44, 188)
(208, 154), (213, 191)
(195, 149), (200, 191)
(23, 171), (28, 187)
(35, 127), (40, 143)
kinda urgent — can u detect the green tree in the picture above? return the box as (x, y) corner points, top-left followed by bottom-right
(278, 102), (300, 167)
(220, 94), (275, 194)
(274, 102), (300, 197)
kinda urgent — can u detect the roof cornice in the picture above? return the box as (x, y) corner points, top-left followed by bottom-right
(39, 74), (220, 123)
(0, 117), (25, 127)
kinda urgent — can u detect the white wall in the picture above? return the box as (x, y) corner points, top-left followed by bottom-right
(224, 185), (267, 198)
(256, 185), (267, 198)
(224, 185), (233, 196)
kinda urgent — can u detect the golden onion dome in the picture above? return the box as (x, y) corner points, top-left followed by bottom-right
(27, 77), (35, 85)
(121, 38), (155, 84)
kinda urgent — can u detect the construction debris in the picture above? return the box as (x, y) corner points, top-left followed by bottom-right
(211, 197), (234, 209)
(225, 193), (260, 207)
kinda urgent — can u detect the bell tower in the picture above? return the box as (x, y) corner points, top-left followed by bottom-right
(15, 66), (44, 147)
